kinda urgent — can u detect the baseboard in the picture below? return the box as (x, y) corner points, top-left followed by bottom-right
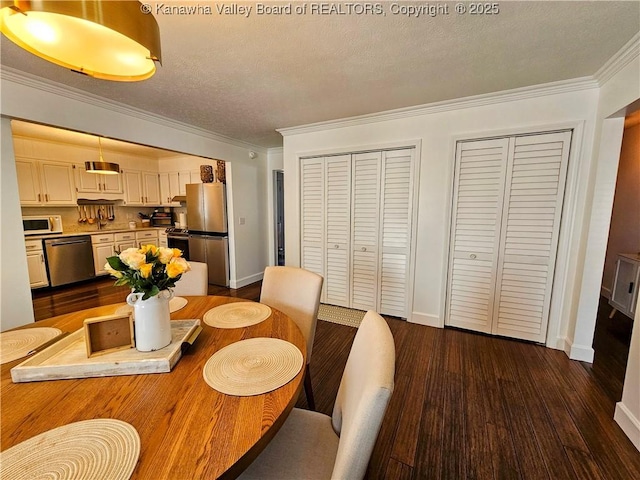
(229, 272), (263, 289)
(564, 337), (595, 363)
(601, 285), (612, 300)
(615, 402), (640, 451)
(409, 312), (441, 328)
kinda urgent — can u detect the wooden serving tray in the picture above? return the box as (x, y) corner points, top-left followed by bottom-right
(11, 320), (201, 383)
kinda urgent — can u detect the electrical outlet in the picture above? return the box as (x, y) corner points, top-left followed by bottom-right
(239, 217), (246, 225)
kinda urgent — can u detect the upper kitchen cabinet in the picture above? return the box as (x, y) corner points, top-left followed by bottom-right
(178, 169), (202, 195)
(159, 172), (181, 206)
(73, 163), (122, 195)
(16, 158), (76, 206)
(122, 169), (161, 206)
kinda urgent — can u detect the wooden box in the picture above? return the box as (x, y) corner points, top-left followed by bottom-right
(84, 313), (134, 357)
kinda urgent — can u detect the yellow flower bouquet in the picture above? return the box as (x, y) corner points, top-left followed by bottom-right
(105, 244), (191, 299)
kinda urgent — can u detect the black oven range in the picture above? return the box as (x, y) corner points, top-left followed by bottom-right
(166, 227), (189, 260)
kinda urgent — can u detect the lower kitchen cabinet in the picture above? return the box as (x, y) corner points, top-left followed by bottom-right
(25, 239), (48, 288)
(114, 232), (137, 254)
(91, 233), (115, 276)
(136, 230), (158, 247)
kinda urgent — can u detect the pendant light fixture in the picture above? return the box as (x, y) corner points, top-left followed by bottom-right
(0, 0), (162, 81)
(86, 137), (119, 175)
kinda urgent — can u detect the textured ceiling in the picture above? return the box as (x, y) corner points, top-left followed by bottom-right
(1, 1), (639, 147)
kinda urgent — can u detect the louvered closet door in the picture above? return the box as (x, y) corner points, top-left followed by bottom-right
(350, 152), (381, 311)
(492, 131), (571, 342)
(300, 158), (325, 287)
(446, 139), (510, 333)
(379, 149), (415, 317)
(325, 155), (351, 307)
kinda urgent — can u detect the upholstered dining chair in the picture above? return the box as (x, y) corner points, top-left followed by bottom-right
(238, 310), (396, 480)
(260, 266), (323, 410)
(171, 261), (208, 296)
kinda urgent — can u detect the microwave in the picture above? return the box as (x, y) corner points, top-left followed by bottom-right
(23, 215), (63, 236)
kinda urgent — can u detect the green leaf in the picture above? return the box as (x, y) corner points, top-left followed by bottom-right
(114, 277), (130, 287)
(106, 256), (127, 271)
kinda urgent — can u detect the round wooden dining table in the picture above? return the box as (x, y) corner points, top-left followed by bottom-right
(0, 296), (307, 479)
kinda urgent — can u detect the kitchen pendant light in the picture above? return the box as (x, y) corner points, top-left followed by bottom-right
(0, 0), (162, 81)
(86, 137), (119, 175)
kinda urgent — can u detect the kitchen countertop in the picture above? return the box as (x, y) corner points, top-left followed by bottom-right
(25, 227), (167, 241)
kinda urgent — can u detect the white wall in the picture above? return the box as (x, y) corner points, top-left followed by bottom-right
(281, 83), (600, 352)
(1, 116), (35, 330)
(0, 70), (269, 320)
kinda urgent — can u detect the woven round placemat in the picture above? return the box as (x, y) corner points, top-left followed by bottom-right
(0, 327), (62, 364)
(203, 337), (303, 396)
(203, 302), (272, 329)
(115, 296), (188, 317)
(0, 418), (140, 480)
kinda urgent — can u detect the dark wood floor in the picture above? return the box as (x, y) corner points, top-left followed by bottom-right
(31, 279), (640, 479)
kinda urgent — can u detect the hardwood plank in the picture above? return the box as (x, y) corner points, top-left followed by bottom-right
(413, 330), (446, 479)
(384, 458), (413, 480)
(390, 324), (434, 466)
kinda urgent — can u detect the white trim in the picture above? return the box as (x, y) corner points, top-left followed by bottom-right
(0, 67), (267, 153)
(278, 78), (597, 137)
(615, 402), (640, 451)
(595, 32), (640, 86)
(601, 286), (612, 300)
(569, 342), (595, 363)
(230, 272), (264, 289)
(409, 312), (440, 328)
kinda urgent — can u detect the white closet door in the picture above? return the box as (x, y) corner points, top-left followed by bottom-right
(492, 131), (571, 342)
(379, 149), (414, 317)
(300, 158), (325, 293)
(350, 152), (381, 311)
(446, 138), (510, 333)
(325, 155), (351, 307)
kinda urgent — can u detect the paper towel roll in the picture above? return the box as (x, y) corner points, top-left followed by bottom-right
(179, 212), (187, 228)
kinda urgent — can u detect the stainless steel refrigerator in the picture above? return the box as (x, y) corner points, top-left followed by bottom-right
(186, 183), (229, 287)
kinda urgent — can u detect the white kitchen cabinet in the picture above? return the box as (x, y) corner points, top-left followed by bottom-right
(178, 170), (202, 195)
(159, 172), (181, 206)
(114, 232), (137, 254)
(73, 164), (122, 195)
(123, 170), (144, 205)
(610, 254), (640, 319)
(136, 230), (158, 248)
(25, 239), (48, 288)
(91, 233), (115, 276)
(300, 148), (416, 318)
(143, 172), (161, 205)
(446, 131), (572, 343)
(123, 170), (160, 206)
(16, 158), (76, 206)
(158, 229), (168, 248)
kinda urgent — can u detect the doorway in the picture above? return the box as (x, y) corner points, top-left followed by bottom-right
(590, 108), (640, 401)
(274, 170), (285, 266)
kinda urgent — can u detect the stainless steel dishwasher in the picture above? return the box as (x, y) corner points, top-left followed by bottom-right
(44, 236), (95, 287)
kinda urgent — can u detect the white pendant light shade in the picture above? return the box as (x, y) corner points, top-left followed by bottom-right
(0, 1), (162, 81)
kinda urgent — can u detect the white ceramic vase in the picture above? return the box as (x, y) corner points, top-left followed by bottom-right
(127, 289), (173, 352)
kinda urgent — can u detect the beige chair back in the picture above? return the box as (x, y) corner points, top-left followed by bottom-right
(260, 266), (323, 362)
(331, 310), (395, 480)
(172, 261), (208, 296)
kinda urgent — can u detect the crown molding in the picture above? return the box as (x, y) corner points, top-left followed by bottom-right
(595, 32), (640, 86)
(0, 67), (267, 153)
(277, 77), (598, 137)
